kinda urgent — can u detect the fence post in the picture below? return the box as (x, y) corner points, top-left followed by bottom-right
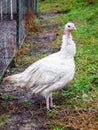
(34, 0), (38, 14)
(28, 0), (31, 8)
(10, 0), (13, 20)
(32, 0), (38, 14)
(16, 0), (21, 50)
(0, 1), (3, 20)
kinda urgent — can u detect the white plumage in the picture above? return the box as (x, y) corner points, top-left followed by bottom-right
(3, 22), (76, 110)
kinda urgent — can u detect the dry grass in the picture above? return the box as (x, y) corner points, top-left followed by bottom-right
(46, 101), (98, 130)
(25, 10), (39, 34)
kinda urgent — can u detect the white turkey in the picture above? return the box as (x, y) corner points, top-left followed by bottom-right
(3, 22), (76, 110)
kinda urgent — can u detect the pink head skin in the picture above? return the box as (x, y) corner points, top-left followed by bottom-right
(65, 22), (76, 38)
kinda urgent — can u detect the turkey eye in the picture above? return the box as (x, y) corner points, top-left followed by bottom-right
(68, 25), (70, 27)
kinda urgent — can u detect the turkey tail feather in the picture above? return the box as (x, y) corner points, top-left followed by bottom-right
(3, 73), (23, 87)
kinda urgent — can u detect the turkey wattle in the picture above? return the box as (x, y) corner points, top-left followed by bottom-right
(3, 22), (76, 110)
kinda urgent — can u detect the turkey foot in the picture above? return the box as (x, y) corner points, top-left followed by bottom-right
(46, 93), (56, 111)
(49, 93), (56, 108)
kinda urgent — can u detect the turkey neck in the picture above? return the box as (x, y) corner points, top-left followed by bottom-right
(61, 29), (72, 48)
(66, 30), (72, 45)
(60, 30), (75, 58)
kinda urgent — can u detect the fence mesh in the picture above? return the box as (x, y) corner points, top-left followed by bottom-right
(0, 0), (38, 81)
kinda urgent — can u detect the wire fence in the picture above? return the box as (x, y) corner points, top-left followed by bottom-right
(0, 0), (38, 81)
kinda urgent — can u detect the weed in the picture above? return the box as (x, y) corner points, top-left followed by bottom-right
(46, 109), (58, 119)
(1, 94), (9, 100)
(19, 102), (30, 108)
(34, 18), (40, 25)
(0, 114), (10, 128)
(53, 128), (64, 130)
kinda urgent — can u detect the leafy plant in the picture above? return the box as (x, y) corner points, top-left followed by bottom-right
(45, 0), (54, 3)
(46, 109), (58, 118)
(34, 18), (40, 25)
(53, 128), (64, 130)
(1, 94), (9, 100)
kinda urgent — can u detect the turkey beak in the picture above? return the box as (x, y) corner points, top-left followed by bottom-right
(73, 26), (76, 30)
(71, 26), (76, 31)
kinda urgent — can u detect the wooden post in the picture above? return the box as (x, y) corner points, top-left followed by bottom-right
(5, 0), (8, 17)
(16, 0), (21, 49)
(10, 0), (13, 20)
(34, 0), (38, 14)
(0, 1), (3, 20)
(32, 0), (38, 14)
